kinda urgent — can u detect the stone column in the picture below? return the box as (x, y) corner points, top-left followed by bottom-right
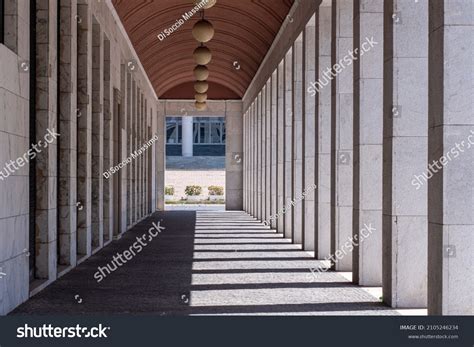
(252, 97), (260, 219)
(156, 101), (165, 211)
(126, 73), (132, 226)
(114, 67), (126, 236)
(257, 91), (263, 220)
(270, 70), (278, 229)
(250, 105), (253, 216)
(284, 48), (294, 240)
(132, 82), (137, 224)
(330, 0), (353, 271)
(103, 37), (113, 243)
(248, 108), (250, 213)
(136, 92), (142, 220)
(293, 35), (304, 245)
(303, 15), (316, 252)
(225, 101), (244, 210)
(382, 0), (428, 308)
(77, 1), (92, 257)
(428, 0), (474, 316)
(265, 79), (272, 222)
(136, 93), (141, 220)
(91, 20), (103, 250)
(138, 93), (143, 219)
(243, 110), (247, 212)
(277, 61), (285, 234)
(353, 0), (383, 285)
(145, 101), (149, 214)
(315, 0), (332, 259)
(261, 86), (267, 221)
(35, 0), (58, 280)
(58, 0), (78, 267)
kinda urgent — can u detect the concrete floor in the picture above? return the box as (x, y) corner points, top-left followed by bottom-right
(12, 211), (398, 316)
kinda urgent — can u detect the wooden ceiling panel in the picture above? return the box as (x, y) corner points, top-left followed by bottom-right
(112, 0), (294, 99)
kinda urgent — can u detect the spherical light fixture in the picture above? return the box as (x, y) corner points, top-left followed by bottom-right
(194, 0), (217, 9)
(195, 93), (207, 103)
(194, 65), (209, 81)
(192, 19), (214, 43)
(195, 101), (207, 111)
(193, 46), (212, 65)
(194, 81), (209, 94)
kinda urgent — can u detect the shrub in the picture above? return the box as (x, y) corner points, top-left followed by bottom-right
(165, 186), (175, 196)
(185, 185), (202, 196)
(208, 185), (224, 196)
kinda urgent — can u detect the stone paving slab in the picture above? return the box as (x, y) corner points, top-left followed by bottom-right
(11, 211), (398, 316)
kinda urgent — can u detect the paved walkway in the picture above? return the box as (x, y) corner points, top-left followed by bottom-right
(12, 211), (397, 315)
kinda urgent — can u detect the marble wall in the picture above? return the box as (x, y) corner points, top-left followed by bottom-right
(0, 0), (30, 316)
(0, 0), (159, 315)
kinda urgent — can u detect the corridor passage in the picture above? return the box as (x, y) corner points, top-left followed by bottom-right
(12, 211), (396, 316)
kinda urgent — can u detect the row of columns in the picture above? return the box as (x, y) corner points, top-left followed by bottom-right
(33, 0), (155, 286)
(243, 0), (473, 315)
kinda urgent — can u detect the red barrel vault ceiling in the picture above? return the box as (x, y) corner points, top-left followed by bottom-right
(112, 0), (294, 100)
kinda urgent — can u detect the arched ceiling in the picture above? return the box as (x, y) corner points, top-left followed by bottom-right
(112, 0), (294, 99)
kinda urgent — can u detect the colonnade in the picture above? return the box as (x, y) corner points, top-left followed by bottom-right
(243, 0), (473, 315)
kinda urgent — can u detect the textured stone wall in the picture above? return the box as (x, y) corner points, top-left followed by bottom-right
(0, 0), (158, 315)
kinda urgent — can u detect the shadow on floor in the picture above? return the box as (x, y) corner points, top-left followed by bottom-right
(11, 211), (397, 316)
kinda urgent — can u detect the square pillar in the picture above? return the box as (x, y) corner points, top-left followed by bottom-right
(382, 0), (428, 308)
(303, 16), (316, 252)
(91, 20), (104, 250)
(353, 0), (384, 285)
(103, 37), (113, 243)
(35, 0), (58, 280)
(257, 90), (263, 220)
(277, 61), (286, 233)
(331, 0), (354, 271)
(315, 1), (332, 258)
(293, 34), (304, 245)
(270, 70), (278, 229)
(76, 1), (92, 257)
(284, 48), (294, 240)
(156, 101), (165, 211)
(243, 110), (248, 212)
(251, 101), (256, 217)
(225, 101), (243, 210)
(58, 0), (78, 268)
(126, 73), (132, 225)
(265, 79), (272, 222)
(428, 0), (474, 315)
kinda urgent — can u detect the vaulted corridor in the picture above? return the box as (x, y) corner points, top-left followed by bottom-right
(12, 211), (397, 316)
(0, 0), (472, 319)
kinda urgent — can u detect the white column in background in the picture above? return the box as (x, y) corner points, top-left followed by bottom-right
(182, 117), (194, 157)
